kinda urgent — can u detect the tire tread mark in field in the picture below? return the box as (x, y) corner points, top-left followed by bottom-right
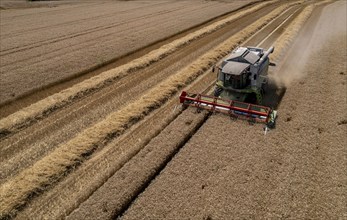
(113, 111), (211, 219)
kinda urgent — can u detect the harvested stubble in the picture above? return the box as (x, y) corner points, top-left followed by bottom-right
(13, 67), (216, 220)
(0, 0), (276, 137)
(0, 2), (300, 218)
(67, 108), (209, 220)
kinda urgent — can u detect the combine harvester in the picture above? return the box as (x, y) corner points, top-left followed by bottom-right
(179, 46), (278, 129)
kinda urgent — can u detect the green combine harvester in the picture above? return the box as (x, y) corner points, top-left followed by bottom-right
(179, 46), (278, 129)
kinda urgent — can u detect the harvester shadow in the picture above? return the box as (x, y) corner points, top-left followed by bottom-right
(262, 79), (287, 109)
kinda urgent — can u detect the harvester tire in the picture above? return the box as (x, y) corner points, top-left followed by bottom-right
(214, 87), (223, 97)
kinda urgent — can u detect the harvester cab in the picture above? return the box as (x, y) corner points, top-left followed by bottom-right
(213, 46), (275, 104)
(179, 46), (278, 129)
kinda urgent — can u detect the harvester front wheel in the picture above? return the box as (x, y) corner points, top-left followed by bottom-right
(213, 87), (223, 97)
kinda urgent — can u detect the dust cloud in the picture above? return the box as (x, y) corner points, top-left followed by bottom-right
(272, 0), (347, 88)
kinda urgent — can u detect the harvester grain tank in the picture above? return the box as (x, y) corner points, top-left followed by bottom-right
(179, 46), (277, 129)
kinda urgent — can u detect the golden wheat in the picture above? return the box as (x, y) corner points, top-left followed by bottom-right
(0, 2), (303, 218)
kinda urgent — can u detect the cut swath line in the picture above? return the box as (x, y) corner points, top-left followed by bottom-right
(245, 6), (293, 44)
(1, 81), (125, 152)
(256, 7), (302, 47)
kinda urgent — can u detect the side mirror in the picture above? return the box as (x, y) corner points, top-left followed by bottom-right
(269, 62), (276, 66)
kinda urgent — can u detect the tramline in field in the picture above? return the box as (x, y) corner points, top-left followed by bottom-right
(180, 46), (277, 128)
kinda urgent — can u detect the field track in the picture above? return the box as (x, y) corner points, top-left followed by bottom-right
(0, 0), (346, 219)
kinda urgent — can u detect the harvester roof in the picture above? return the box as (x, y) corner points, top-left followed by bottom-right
(226, 47), (260, 64)
(221, 61), (250, 75)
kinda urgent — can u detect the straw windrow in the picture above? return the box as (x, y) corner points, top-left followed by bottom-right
(0, 2), (304, 218)
(0, 1), (277, 136)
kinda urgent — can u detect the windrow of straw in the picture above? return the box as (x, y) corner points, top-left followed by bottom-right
(0, 0), (277, 137)
(0, 2), (302, 218)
